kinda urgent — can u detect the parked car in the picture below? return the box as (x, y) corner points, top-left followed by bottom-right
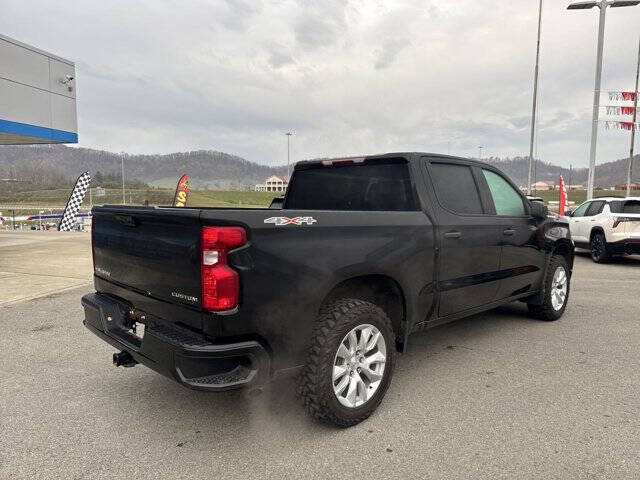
(566, 197), (640, 262)
(81, 153), (574, 427)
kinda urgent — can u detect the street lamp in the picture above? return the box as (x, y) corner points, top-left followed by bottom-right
(285, 132), (293, 179)
(478, 146), (483, 160)
(527, 0), (544, 196)
(568, 0), (640, 200)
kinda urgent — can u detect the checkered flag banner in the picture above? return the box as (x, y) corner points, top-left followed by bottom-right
(58, 171), (91, 231)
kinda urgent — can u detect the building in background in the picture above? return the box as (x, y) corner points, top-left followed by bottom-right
(0, 33), (77, 145)
(255, 175), (289, 192)
(531, 181), (555, 191)
(614, 182), (640, 191)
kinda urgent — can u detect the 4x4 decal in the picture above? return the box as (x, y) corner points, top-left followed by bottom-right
(264, 216), (317, 226)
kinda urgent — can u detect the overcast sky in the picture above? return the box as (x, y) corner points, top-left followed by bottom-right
(3, 0), (640, 168)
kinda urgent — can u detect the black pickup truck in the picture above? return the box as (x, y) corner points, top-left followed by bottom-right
(82, 153), (574, 427)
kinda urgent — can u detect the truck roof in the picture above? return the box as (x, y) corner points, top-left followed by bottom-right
(295, 152), (487, 169)
(590, 196), (640, 202)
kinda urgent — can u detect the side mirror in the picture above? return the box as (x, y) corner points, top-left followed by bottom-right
(529, 200), (548, 220)
(565, 210), (572, 217)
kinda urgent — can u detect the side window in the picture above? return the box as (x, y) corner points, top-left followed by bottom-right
(586, 201), (604, 216)
(571, 202), (590, 217)
(609, 201), (623, 214)
(482, 169), (526, 216)
(429, 163), (483, 214)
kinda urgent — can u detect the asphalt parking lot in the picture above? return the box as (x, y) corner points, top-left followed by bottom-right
(1, 231), (639, 479)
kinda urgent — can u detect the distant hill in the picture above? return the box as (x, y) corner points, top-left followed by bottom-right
(0, 145), (288, 191)
(483, 155), (639, 188)
(0, 144), (638, 191)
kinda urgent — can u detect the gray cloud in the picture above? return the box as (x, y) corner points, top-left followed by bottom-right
(293, 0), (348, 49)
(374, 39), (410, 70)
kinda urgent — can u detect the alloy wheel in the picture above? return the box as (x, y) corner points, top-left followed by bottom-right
(550, 266), (568, 311)
(591, 236), (605, 261)
(332, 324), (387, 408)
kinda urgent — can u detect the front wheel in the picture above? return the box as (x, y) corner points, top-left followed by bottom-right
(298, 299), (396, 427)
(590, 232), (611, 263)
(528, 255), (570, 321)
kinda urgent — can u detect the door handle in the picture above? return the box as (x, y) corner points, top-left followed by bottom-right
(444, 231), (462, 239)
(503, 229), (516, 236)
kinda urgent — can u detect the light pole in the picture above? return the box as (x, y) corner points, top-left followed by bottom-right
(478, 146), (483, 160)
(527, 0), (544, 196)
(285, 132), (293, 179)
(626, 37), (640, 197)
(38, 210), (43, 231)
(120, 153), (126, 204)
(568, 0), (640, 200)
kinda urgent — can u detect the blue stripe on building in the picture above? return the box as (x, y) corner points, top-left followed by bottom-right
(0, 118), (78, 143)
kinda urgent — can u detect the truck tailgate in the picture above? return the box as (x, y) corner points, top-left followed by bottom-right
(92, 206), (202, 309)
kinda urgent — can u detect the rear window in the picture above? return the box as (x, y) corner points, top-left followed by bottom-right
(623, 200), (640, 214)
(284, 160), (417, 211)
(429, 163), (483, 214)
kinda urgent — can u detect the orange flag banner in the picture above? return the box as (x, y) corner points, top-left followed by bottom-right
(558, 175), (568, 216)
(173, 174), (190, 207)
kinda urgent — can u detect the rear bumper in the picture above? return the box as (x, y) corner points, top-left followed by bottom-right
(81, 293), (271, 391)
(608, 238), (640, 255)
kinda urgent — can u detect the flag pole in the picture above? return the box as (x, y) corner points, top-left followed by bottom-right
(626, 37), (640, 197)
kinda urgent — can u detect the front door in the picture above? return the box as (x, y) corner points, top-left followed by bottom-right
(568, 201), (591, 244)
(478, 168), (545, 299)
(424, 160), (502, 317)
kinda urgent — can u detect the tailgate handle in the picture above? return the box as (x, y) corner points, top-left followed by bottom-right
(115, 215), (138, 227)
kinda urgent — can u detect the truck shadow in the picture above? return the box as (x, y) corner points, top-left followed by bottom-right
(574, 250), (640, 266)
(102, 302), (541, 444)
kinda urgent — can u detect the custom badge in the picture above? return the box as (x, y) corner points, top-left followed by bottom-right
(264, 216), (317, 226)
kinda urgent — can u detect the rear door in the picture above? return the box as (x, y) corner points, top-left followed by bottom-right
(423, 159), (502, 317)
(477, 168), (544, 300)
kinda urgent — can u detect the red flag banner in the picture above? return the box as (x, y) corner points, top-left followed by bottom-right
(608, 91), (639, 101)
(620, 121), (635, 131)
(558, 175), (568, 217)
(621, 106), (636, 115)
(173, 174), (190, 207)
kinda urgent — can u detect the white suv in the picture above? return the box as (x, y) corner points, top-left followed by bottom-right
(568, 197), (640, 263)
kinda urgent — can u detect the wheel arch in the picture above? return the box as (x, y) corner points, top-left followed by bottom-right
(552, 238), (575, 272)
(589, 226), (606, 243)
(321, 274), (407, 351)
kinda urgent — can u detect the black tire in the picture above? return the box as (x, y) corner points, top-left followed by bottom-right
(298, 299), (396, 428)
(590, 232), (611, 263)
(528, 255), (570, 321)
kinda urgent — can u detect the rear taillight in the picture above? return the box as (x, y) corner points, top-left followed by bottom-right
(201, 226), (247, 311)
(613, 217), (633, 228)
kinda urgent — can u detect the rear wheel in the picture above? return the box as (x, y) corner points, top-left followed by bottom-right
(528, 255), (570, 321)
(298, 299), (396, 427)
(590, 232), (610, 263)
